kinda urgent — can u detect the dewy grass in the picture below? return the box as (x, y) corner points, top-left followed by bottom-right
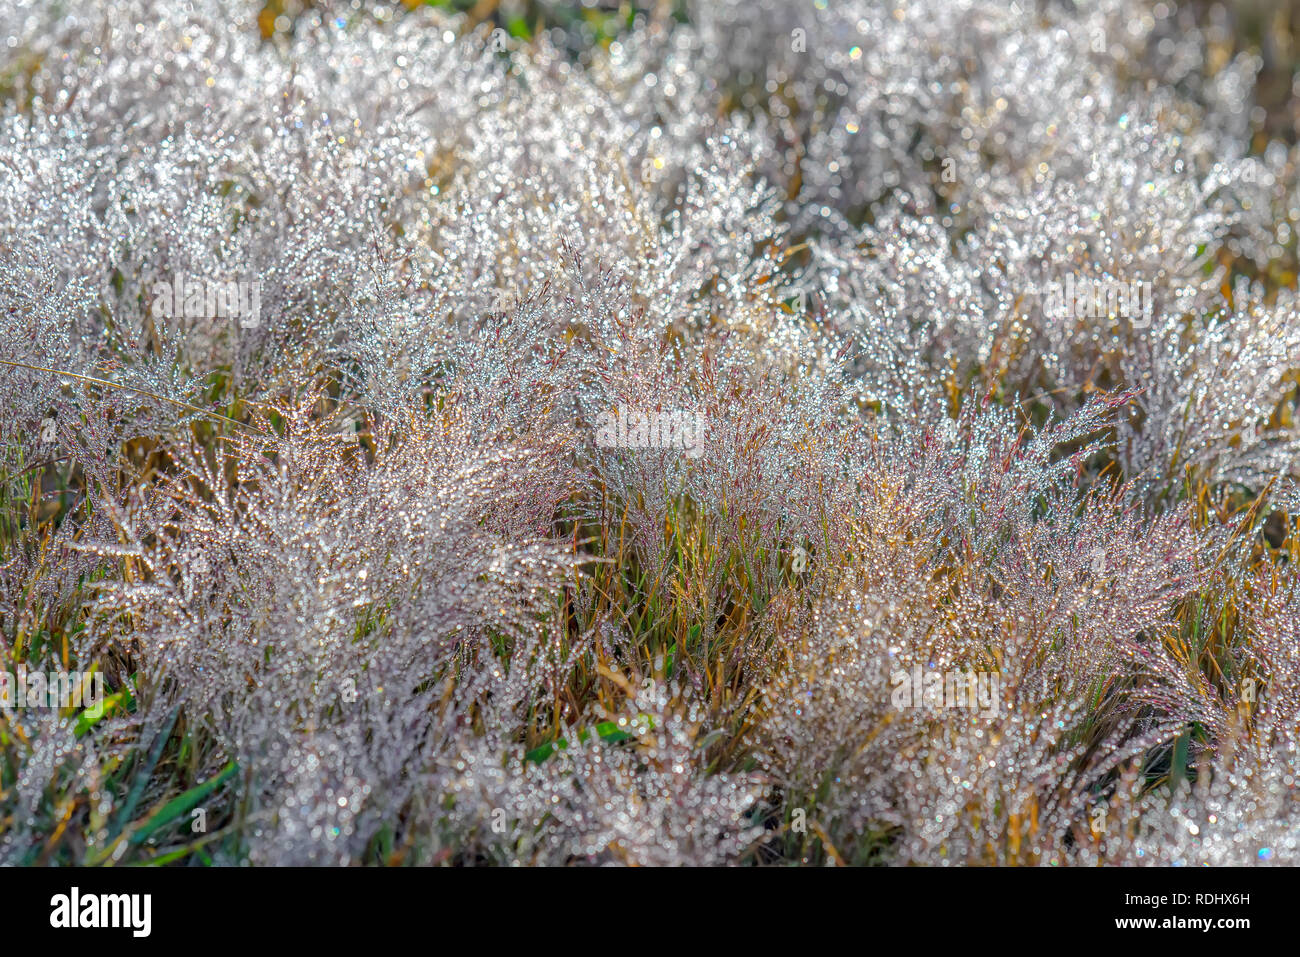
(1, 0), (1299, 866)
